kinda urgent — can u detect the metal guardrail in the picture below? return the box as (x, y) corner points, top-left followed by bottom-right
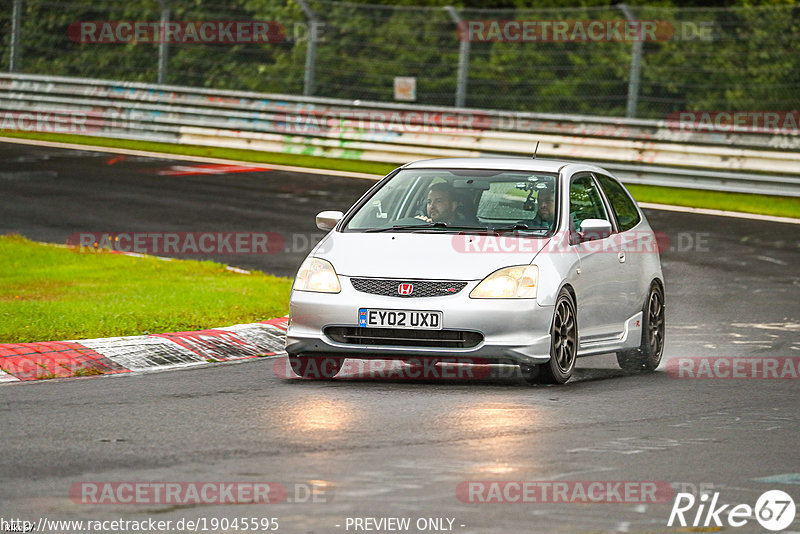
(1, 73), (799, 196)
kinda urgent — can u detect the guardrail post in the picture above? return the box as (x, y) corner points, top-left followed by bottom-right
(296, 0), (318, 96)
(157, 0), (170, 84)
(445, 6), (470, 108)
(9, 0), (22, 72)
(619, 3), (642, 118)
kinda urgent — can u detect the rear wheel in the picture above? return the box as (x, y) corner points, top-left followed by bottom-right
(289, 354), (344, 379)
(617, 282), (665, 372)
(523, 287), (577, 385)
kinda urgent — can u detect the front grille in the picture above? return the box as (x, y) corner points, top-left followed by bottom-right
(350, 278), (468, 298)
(325, 327), (483, 349)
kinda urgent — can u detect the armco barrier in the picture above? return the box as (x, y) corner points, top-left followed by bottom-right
(1, 73), (799, 196)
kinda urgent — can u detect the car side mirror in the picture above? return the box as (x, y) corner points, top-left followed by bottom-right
(316, 210), (344, 231)
(578, 219), (612, 242)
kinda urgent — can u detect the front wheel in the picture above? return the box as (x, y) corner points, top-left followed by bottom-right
(289, 354), (344, 379)
(524, 287), (577, 385)
(617, 282), (665, 372)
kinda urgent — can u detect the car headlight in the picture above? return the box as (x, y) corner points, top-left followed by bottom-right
(470, 265), (538, 299)
(294, 257), (341, 293)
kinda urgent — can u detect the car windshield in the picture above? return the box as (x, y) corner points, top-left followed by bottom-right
(344, 169), (558, 235)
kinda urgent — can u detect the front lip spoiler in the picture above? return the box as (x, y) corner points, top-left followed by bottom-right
(284, 336), (551, 366)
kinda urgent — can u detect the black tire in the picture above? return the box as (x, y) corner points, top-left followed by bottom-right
(617, 282), (665, 372)
(289, 354), (344, 379)
(525, 287), (577, 385)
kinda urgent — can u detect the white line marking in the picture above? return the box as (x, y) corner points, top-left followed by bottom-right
(0, 368), (20, 382)
(753, 473), (800, 485)
(755, 255), (788, 265)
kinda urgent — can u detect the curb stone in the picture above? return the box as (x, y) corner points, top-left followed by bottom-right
(0, 317), (289, 382)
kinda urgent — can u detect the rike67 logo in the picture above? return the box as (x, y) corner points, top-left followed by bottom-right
(668, 490), (796, 531)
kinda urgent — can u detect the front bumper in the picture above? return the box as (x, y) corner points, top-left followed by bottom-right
(285, 276), (554, 366)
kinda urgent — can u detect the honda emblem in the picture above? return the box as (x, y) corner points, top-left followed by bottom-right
(398, 283), (414, 295)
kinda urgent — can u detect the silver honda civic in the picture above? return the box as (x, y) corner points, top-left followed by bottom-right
(285, 157), (665, 384)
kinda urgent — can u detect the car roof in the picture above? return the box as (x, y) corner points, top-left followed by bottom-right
(402, 157), (610, 176)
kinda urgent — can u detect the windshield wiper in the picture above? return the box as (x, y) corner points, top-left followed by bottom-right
(492, 223), (550, 233)
(364, 223), (443, 233)
(364, 222), (489, 233)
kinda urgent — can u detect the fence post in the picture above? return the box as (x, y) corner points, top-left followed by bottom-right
(157, 0), (170, 84)
(296, 0), (318, 96)
(9, 0), (22, 72)
(445, 6), (470, 108)
(618, 3), (642, 118)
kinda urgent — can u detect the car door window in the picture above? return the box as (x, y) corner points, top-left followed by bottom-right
(569, 174), (609, 230)
(595, 174), (641, 232)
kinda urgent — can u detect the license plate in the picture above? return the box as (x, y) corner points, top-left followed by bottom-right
(358, 308), (442, 330)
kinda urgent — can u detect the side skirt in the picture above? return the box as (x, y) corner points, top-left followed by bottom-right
(576, 312), (643, 357)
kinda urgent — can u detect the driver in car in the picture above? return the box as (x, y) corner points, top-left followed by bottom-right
(415, 182), (461, 224)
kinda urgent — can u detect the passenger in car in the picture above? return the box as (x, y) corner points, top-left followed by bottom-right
(531, 184), (556, 229)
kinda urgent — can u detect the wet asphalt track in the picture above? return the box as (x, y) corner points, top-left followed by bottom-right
(1, 141), (799, 533)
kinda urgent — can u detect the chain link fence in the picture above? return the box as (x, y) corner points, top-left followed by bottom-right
(2, 0), (799, 119)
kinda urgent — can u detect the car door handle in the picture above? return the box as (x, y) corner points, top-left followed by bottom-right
(618, 252), (626, 263)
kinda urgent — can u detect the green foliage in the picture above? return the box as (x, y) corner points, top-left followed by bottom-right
(1, 0), (798, 117)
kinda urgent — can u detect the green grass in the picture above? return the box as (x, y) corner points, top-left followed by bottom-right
(71, 366), (105, 377)
(0, 235), (292, 343)
(2, 131), (799, 218)
(626, 184), (800, 219)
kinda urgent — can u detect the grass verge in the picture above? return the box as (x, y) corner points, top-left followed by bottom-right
(626, 184), (800, 219)
(0, 235), (292, 344)
(1, 131), (798, 218)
